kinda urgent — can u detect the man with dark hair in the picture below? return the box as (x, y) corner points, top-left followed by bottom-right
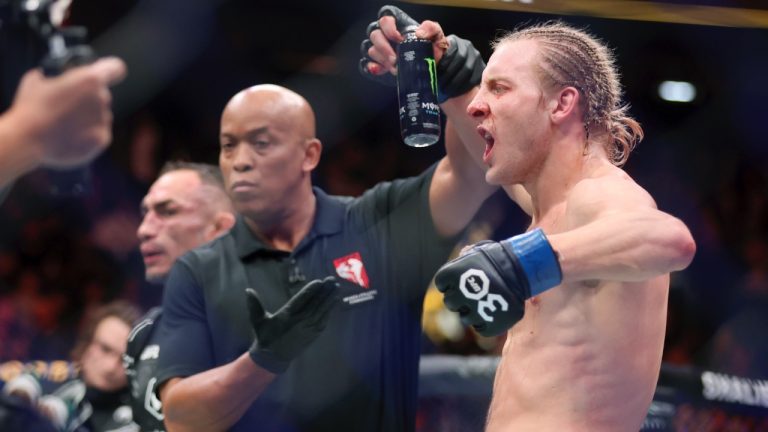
(124, 161), (236, 431)
(432, 22), (697, 431)
(137, 161), (235, 283)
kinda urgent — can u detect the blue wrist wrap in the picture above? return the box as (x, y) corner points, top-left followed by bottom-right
(502, 228), (562, 297)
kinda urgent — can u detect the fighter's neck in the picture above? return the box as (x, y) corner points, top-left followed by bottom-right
(525, 138), (610, 220)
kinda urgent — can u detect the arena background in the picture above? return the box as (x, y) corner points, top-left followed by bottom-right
(1, 0), (767, 430)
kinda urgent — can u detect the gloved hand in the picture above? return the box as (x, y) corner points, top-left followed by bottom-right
(359, 5), (485, 102)
(247, 276), (339, 373)
(434, 229), (562, 337)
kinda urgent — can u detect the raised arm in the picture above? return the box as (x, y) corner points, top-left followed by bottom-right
(360, 5), (496, 237)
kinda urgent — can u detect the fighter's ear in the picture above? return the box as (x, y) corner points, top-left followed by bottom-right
(302, 138), (322, 172)
(549, 86), (580, 125)
(205, 211), (235, 241)
(214, 211), (236, 234)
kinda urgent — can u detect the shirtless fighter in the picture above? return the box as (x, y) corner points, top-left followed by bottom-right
(433, 22), (696, 432)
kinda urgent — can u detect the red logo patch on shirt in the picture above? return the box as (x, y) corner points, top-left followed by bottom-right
(333, 252), (370, 289)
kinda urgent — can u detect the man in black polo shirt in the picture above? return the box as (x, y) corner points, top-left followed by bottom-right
(155, 9), (494, 432)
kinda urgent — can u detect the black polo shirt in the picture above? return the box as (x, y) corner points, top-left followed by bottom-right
(155, 164), (458, 432)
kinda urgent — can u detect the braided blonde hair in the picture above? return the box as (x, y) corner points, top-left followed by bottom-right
(493, 22), (642, 166)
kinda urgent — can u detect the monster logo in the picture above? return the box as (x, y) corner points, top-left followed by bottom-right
(425, 57), (438, 98)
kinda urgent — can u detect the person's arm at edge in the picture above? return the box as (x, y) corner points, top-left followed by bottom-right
(159, 355), (275, 432)
(0, 111), (44, 189)
(0, 58), (126, 190)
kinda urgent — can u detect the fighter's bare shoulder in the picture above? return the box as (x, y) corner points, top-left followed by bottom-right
(567, 166), (657, 224)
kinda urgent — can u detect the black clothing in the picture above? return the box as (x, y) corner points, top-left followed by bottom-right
(124, 307), (165, 431)
(157, 166), (458, 431)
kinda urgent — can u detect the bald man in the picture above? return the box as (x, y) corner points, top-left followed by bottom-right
(124, 162), (235, 431)
(154, 75), (494, 430)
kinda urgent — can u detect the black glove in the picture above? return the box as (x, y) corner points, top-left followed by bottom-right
(358, 5), (417, 87)
(436, 34), (485, 103)
(434, 229), (562, 337)
(247, 276), (339, 373)
(359, 5), (485, 102)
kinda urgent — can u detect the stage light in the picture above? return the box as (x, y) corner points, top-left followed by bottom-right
(658, 80), (697, 103)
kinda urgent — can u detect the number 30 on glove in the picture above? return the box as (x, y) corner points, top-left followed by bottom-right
(434, 228), (562, 337)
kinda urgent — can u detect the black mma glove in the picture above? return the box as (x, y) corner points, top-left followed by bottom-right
(436, 34), (485, 103)
(359, 5), (485, 102)
(358, 5), (417, 87)
(247, 276), (339, 373)
(434, 229), (562, 337)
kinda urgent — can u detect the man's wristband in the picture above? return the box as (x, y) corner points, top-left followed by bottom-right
(502, 228), (562, 296)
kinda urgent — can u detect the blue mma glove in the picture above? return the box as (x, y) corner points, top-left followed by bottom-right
(434, 229), (562, 337)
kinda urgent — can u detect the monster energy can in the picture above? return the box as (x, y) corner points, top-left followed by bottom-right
(396, 32), (441, 147)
